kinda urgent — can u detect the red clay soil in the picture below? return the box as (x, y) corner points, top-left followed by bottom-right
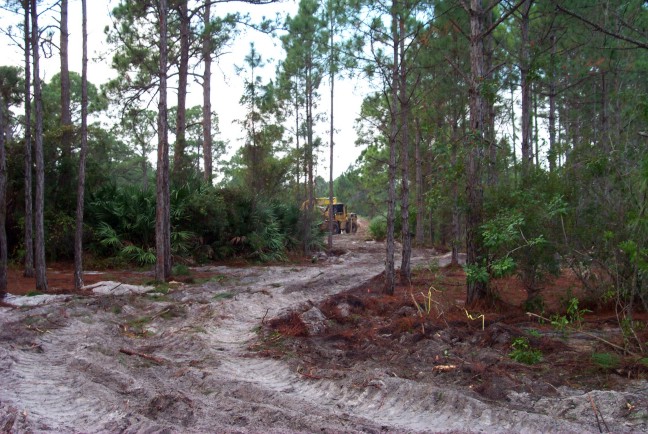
(261, 263), (648, 404)
(5, 265), (151, 295)
(4, 264), (235, 296)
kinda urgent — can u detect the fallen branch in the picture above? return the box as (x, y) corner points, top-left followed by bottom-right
(299, 371), (323, 380)
(261, 308), (270, 324)
(526, 312), (637, 357)
(119, 348), (167, 365)
(588, 393), (610, 433)
(151, 308), (170, 320)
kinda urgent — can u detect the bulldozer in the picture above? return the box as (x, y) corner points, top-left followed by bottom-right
(302, 197), (358, 234)
(324, 202), (358, 234)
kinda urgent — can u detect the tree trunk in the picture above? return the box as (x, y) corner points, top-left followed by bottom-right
(23, 0), (34, 278)
(31, 0), (47, 291)
(301, 73), (312, 255)
(451, 115), (460, 266)
(0, 94), (7, 296)
(304, 62), (315, 255)
(202, 1), (213, 183)
(465, 0), (487, 306)
(294, 88), (301, 200)
(327, 5), (335, 250)
(307, 67), (314, 209)
(384, 0), (398, 296)
(510, 81), (518, 181)
(73, 0), (88, 291)
(534, 82), (539, 167)
(548, 31), (557, 172)
(520, 0), (533, 175)
(600, 70), (608, 153)
(484, 5), (497, 185)
(59, 0), (73, 205)
(414, 119), (424, 246)
(399, 11), (411, 285)
(155, 0), (170, 282)
(173, 0), (189, 183)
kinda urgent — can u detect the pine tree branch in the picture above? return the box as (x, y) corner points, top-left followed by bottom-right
(552, 1), (648, 50)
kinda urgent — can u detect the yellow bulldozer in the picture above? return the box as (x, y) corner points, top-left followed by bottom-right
(303, 197), (358, 235)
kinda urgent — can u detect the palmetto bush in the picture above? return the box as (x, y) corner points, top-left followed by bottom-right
(87, 183), (196, 265)
(87, 183), (304, 265)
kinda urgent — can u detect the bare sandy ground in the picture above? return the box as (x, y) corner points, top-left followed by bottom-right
(1, 228), (646, 433)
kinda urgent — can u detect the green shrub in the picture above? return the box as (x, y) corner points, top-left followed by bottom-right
(509, 337), (543, 365)
(87, 182), (307, 264)
(368, 215), (387, 241)
(172, 264), (191, 276)
(591, 352), (621, 370)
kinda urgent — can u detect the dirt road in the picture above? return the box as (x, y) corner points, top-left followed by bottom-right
(1, 227), (646, 433)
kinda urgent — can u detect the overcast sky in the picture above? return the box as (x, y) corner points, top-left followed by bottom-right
(0, 0), (366, 179)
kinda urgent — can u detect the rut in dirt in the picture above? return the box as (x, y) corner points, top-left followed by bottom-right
(1, 234), (645, 433)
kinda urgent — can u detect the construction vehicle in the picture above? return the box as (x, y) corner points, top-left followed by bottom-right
(302, 197), (358, 234)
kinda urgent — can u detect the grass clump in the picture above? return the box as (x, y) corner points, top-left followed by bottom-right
(509, 337), (543, 365)
(591, 352), (621, 370)
(172, 264), (191, 276)
(213, 291), (235, 300)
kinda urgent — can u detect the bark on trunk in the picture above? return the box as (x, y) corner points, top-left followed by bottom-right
(156, 0), (170, 282)
(510, 82), (517, 180)
(303, 61), (315, 255)
(600, 71), (608, 153)
(0, 94), (7, 296)
(414, 119), (424, 246)
(173, 0), (189, 182)
(484, 5), (497, 185)
(399, 12), (411, 285)
(548, 31), (557, 172)
(384, 1), (398, 296)
(59, 0), (73, 202)
(23, 1), (34, 278)
(31, 0), (48, 291)
(327, 6), (335, 250)
(451, 115), (460, 266)
(202, 1), (213, 183)
(534, 83), (539, 167)
(73, 0), (88, 291)
(465, 0), (487, 306)
(520, 0), (533, 175)
(294, 88), (301, 200)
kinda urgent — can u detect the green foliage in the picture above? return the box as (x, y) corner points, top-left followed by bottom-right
(482, 212), (524, 249)
(481, 177), (562, 297)
(509, 337), (543, 365)
(368, 215), (387, 241)
(247, 205), (288, 263)
(464, 263), (489, 285)
(491, 256), (516, 278)
(172, 264), (191, 276)
(526, 328), (542, 338)
(44, 212), (76, 261)
(86, 182), (305, 265)
(550, 314), (569, 334)
(591, 352), (621, 370)
(566, 297), (591, 328)
(550, 297), (590, 334)
(213, 292), (235, 300)
(121, 245), (156, 266)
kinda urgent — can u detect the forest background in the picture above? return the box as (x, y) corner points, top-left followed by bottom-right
(0, 0), (646, 323)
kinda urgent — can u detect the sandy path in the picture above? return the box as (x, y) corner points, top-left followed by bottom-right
(1, 230), (645, 433)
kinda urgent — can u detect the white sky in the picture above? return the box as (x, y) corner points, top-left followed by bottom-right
(0, 0), (366, 179)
